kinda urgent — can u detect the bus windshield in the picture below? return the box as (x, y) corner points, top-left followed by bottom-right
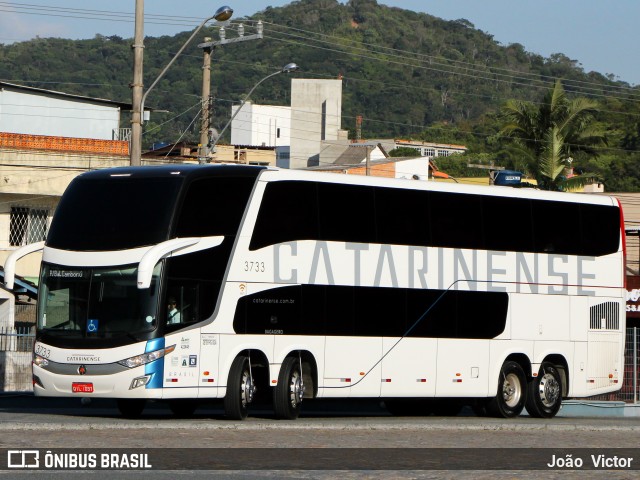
(46, 176), (183, 251)
(37, 263), (162, 341)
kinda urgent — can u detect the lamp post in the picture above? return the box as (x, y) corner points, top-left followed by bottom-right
(196, 21), (265, 163)
(206, 63), (299, 163)
(129, 5), (234, 166)
(129, 0), (145, 166)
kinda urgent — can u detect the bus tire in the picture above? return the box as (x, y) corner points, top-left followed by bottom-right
(117, 399), (146, 418)
(487, 361), (526, 418)
(273, 356), (303, 420)
(224, 356), (253, 420)
(526, 362), (562, 418)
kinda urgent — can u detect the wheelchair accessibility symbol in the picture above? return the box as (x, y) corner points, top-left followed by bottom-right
(87, 319), (99, 333)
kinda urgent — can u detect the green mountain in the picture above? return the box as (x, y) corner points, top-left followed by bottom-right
(1, 0), (639, 189)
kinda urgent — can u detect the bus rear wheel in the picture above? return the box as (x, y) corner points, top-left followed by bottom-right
(273, 356), (304, 420)
(526, 362), (562, 418)
(487, 361), (526, 418)
(117, 399), (146, 418)
(224, 356), (254, 420)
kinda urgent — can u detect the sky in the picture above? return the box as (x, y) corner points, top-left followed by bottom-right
(0, 1), (639, 85)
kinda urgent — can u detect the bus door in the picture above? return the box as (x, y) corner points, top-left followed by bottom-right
(162, 283), (204, 395)
(163, 329), (202, 393)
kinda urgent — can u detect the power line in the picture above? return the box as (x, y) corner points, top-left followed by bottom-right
(4, 1), (636, 98)
(260, 20), (640, 98)
(3, 2), (638, 103)
(260, 31), (640, 104)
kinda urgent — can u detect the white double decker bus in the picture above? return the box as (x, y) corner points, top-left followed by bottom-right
(9, 164), (625, 419)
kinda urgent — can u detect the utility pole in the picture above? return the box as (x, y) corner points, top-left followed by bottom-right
(366, 145), (372, 176)
(198, 38), (213, 164)
(197, 22), (263, 161)
(130, 0), (144, 166)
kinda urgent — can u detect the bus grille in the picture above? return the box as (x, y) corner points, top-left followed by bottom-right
(590, 302), (620, 330)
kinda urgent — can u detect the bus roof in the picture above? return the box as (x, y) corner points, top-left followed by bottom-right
(75, 164), (616, 208)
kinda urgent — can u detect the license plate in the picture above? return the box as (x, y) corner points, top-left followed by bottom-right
(72, 382), (94, 393)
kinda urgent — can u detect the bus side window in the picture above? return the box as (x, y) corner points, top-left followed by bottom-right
(164, 249), (220, 327)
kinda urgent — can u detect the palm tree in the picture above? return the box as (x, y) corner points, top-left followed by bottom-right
(500, 79), (606, 190)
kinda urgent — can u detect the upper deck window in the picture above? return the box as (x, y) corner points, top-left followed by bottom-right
(47, 176), (183, 251)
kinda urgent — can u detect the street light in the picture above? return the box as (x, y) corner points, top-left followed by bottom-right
(196, 20), (265, 163)
(129, 5), (234, 165)
(140, 5), (233, 122)
(205, 63), (300, 163)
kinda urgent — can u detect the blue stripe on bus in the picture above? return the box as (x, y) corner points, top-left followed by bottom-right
(145, 338), (165, 389)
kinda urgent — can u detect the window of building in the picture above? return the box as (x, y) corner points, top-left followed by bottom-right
(10, 206), (49, 246)
(423, 148), (436, 156)
(234, 150), (247, 163)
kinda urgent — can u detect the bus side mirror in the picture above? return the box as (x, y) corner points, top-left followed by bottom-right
(137, 236), (224, 289)
(3, 241), (45, 290)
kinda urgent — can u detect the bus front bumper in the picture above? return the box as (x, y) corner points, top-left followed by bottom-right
(32, 364), (163, 399)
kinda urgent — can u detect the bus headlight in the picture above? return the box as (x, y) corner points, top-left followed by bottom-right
(117, 345), (175, 369)
(33, 354), (49, 367)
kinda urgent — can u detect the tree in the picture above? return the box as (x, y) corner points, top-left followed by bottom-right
(499, 79), (606, 190)
(389, 147), (420, 157)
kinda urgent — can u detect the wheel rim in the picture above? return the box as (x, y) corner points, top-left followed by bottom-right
(538, 373), (560, 408)
(240, 368), (254, 406)
(289, 369), (303, 408)
(502, 372), (522, 408)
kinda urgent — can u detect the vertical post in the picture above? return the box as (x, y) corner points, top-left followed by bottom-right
(365, 145), (371, 176)
(635, 327), (638, 404)
(198, 38), (213, 164)
(130, 0), (144, 166)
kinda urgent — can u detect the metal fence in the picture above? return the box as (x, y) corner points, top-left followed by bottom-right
(0, 326), (34, 352)
(14, 304), (36, 325)
(0, 326), (35, 391)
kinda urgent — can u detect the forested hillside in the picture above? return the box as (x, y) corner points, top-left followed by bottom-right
(1, 0), (639, 190)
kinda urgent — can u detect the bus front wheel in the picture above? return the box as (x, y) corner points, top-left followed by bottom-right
(273, 356), (304, 420)
(526, 362), (562, 418)
(224, 356), (254, 420)
(487, 361), (526, 418)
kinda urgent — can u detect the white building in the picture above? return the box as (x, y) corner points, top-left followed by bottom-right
(229, 79), (345, 169)
(230, 102), (291, 148)
(290, 79), (345, 169)
(0, 83), (135, 280)
(370, 139), (468, 158)
(0, 82), (128, 140)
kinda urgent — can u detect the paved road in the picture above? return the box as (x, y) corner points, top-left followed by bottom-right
(1, 393), (640, 478)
